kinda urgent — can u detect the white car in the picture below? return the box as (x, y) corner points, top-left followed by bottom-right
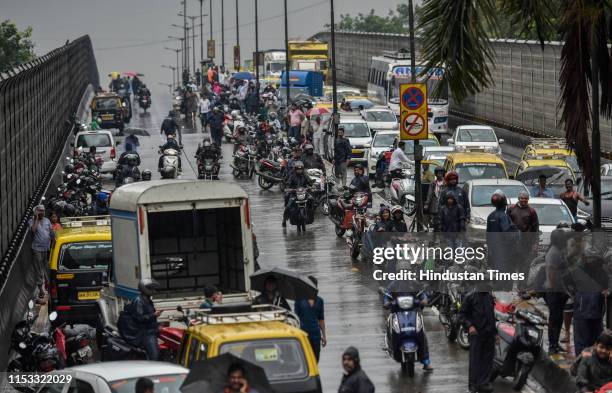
(362, 107), (398, 133)
(602, 163), (612, 176)
(365, 129), (399, 176)
(39, 361), (188, 393)
(464, 179), (529, 242)
(448, 125), (504, 155)
(74, 130), (117, 173)
(325, 114), (372, 164)
(423, 146), (455, 167)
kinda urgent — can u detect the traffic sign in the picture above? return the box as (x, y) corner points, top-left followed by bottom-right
(207, 40), (216, 59)
(400, 83), (428, 140)
(233, 45), (241, 71)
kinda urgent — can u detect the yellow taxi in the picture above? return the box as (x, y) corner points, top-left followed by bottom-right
(521, 138), (579, 173)
(49, 216), (112, 325)
(443, 152), (508, 184)
(514, 158), (576, 197)
(177, 306), (321, 393)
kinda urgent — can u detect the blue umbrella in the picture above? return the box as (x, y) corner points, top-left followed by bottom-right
(233, 72), (254, 81)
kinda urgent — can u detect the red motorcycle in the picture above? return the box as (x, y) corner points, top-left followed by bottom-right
(328, 191), (369, 238)
(347, 193), (370, 259)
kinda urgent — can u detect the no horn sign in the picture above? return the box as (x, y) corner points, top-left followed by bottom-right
(399, 83), (428, 140)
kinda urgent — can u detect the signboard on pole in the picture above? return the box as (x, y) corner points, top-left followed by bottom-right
(207, 40), (216, 59)
(233, 46), (241, 70)
(399, 83), (428, 140)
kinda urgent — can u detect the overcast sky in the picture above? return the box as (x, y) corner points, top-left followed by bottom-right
(3, 0), (405, 93)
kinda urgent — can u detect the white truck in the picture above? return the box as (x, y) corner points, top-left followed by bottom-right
(263, 50), (286, 78)
(98, 180), (256, 326)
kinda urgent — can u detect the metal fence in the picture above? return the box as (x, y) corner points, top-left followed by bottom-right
(312, 31), (612, 155)
(0, 36), (99, 283)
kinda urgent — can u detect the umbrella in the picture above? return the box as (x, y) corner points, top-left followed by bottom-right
(181, 353), (274, 393)
(306, 107), (330, 116)
(233, 72), (254, 81)
(122, 71), (144, 77)
(121, 127), (151, 136)
(250, 267), (317, 301)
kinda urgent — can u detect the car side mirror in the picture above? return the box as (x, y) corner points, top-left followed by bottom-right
(447, 138), (454, 144)
(499, 139), (505, 144)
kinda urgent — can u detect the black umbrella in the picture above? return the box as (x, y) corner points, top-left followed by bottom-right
(180, 353), (274, 393)
(121, 127), (151, 136)
(250, 267), (317, 301)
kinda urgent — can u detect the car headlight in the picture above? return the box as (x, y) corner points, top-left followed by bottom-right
(577, 207), (591, 220)
(471, 216), (487, 226)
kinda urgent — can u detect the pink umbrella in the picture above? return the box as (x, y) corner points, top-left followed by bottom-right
(306, 107), (330, 116)
(122, 72), (144, 77)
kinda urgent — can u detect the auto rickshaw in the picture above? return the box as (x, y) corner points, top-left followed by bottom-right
(90, 92), (126, 131)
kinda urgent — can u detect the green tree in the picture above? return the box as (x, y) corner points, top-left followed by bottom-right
(0, 20), (35, 73)
(328, 5), (415, 34)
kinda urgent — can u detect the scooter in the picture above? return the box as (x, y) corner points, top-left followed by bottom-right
(53, 324), (94, 366)
(159, 148), (181, 179)
(287, 187), (315, 232)
(491, 302), (546, 390)
(384, 292), (425, 377)
(347, 192), (370, 259)
(389, 162), (416, 216)
(138, 95), (151, 113)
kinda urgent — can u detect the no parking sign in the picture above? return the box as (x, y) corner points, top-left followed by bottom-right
(400, 83), (428, 140)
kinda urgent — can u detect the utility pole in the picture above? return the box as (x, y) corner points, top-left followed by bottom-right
(330, 0), (338, 137)
(188, 15), (198, 73)
(284, 0), (290, 106)
(235, 0), (239, 70)
(221, 0), (225, 69)
(161, 65), (177, 91)
(408, 0), (423, 231)
(209, 0), (213, 41)
(164, 47), (182, 87)
(183, 0), (188, 75)
(199, 0), (204, 64)
(254, 0), (260, 107)
(168, 36), (185, 71)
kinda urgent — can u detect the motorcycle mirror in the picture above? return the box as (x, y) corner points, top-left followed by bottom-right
(19, 342), (26, 350)
(28, 300), (34, 309)
(76, 179), (81, 185)
(48, 311), (58, 322)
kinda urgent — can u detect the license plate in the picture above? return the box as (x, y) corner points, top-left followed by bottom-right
(101, 114), (113, 120)
(78, 291), (100, 300)
(352, 149), (364, 154)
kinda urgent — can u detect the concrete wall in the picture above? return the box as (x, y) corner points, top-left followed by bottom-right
(313, 31), (612, 154)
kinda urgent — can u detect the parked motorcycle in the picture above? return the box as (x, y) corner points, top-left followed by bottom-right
(159, 148), (181, 179)
(389, 162), (416, 216)
(328, 190), (365, 237)
(256, 157), (287, 190)
(491, 303), (546, 390)
(436, 281), (470, 350)
(287, 187), (315, 232)
(230, 144), (258, 179)
(348, 192), (370, 259)
(53, 324), (94, 366)
(305, 168), (335, 215)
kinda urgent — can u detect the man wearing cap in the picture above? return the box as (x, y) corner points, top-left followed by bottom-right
(338, 346), (375, 393)
(29, 205), (54, 304)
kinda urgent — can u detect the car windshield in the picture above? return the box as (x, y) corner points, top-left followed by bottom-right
(220, 338), (308, 381)
(366, 111), (396, 122)
(94, 98), (119, 110)
(269, 63), (284, 72)
(349, 100), (374, 109)
(110, 374), (186, 393)
(373, 133), (397, 147)
(566, 156), (579, 173)
(77, 133), (112, 148)
(532, 204), (574, 226)
(455, 163), (506, 182)
(457, 129), (497, 142)
(59, 241), (112, 271)
(403, 139), (439, 154)
(517, 168), (573, 186)
(471, 185), (528, 207)
(342, 123), (371, 137)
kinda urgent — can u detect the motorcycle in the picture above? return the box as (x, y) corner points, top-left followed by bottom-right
(328, 191), (366, 238)
(197, 156), (219, 180)
(230, 144), (258, 179)
(159, 148), (181, 179)
(348, 192), (370, 259)
(8, 301), (64, 375)
(138, 95), (151, 113)
(305, 168), (333, 215)
(384, 293), (425, 377)
(256, 157), (287, 190)
(53, 324), (94, 366)
(389, 162), (417, 216)
(491, 302), (546, 390)
(436, 281), (470, 350)
(287, 187), (315, 232)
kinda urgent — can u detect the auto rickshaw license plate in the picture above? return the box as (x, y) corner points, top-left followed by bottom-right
(101, 114), (113, 120)
(352, 149), (363, 154)
(78, 291), (100, 300)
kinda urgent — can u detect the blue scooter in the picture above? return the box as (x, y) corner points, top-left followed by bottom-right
(384, 290), (427, 376)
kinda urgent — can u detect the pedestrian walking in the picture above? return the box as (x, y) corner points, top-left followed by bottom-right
(486, 190), (518, 275)
(199, 94), (210, 131)
(187, 91), (199, 125)
(312, 116), (323, 154)
(425, 167), (445, 231)
(438, 193), (466, 249)
(459, 287), (496, 393)
(286, 103), (305, 140)
(507, 191), (539, 282)
(29, 205), (54, 304)
(438, 171), (470, 219)
(567, 248), (610, 356)
(560, 178), (590, 219)
(338, 347), (375, 393)
(294, 276), (327, 362)
(333, 127), (351, 188)
(208, 107), (225, 147)
(543, 228), (570, 354)
(531, 174), (554, 198)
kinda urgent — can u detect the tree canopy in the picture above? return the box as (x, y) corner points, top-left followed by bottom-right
(0, 20), (35, 73)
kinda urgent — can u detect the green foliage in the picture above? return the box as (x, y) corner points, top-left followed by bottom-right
(0, 20), (35, 73)
(327, 5), (413, 34)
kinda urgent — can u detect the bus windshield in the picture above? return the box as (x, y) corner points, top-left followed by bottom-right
(389, 67), (448, 104)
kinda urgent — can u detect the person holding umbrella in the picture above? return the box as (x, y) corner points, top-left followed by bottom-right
(253, 275), (291, 311)
(294, 276), (327, 363)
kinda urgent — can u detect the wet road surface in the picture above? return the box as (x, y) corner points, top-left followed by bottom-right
(117, 93), (545, 393)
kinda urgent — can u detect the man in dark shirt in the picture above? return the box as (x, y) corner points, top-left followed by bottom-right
(338, 347), (375, 393)
(507, 191), (539, 286)
(459, 288), (496, 393)
(576, 332), (612, 393)
(160, 111), (179, 137)
(349, 164), (372, 207)
(333, 127), (352, 188)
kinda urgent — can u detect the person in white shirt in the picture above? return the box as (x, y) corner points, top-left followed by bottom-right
(389, 141), (410, 178)
(199, 96), (211, 130)
(239, 81), (249, 101)
(312, 116), (323, 154)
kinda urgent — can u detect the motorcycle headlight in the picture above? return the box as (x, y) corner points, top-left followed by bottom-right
(391, 314), (400, 334)
(397, 296), (414, 310)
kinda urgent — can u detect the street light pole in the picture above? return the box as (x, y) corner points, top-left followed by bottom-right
(199, 0), (204, 63)
(254, 0), (260, 106)
(221, 0), (225, 69)
(161, 65), (177, 91)
(284, 0), (290, 106)
(209, 0), (213, 41)
(235, 0), (239, 70)
(168, 36), (185, 72)
(187, 16), (198, 73)
(183, 0), (188, 75)
(330, 0), (338, 136)
(164, 47), (182, 87)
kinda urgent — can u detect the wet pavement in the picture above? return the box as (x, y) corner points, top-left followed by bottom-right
(115, 93), (546, 393)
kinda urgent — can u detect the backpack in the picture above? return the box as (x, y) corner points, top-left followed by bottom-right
(526, 255), (546, 294)
(161, 118), (175, 133)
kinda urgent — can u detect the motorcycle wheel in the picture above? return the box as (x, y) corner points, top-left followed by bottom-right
(444, 321), (458, 342)
(225, 136), (231, 143)
(232, 168), (240, 178)
(512, 363), (530, 391)
(258, 174), (274, 190)
(350, 235), (361, 259)
(335, 225), (346, 237)
(401, 359), (415, 377)
(7, 358), (24, 373)
(457, 325), (470, 350)
(319, 198), (330, 216)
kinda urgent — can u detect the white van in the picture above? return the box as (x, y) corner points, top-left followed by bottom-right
(75, 130), (117, 173)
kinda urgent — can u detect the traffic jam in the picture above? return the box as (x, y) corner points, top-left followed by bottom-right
(5, 1), (612, 393)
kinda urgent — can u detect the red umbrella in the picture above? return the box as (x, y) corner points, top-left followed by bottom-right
(306, 107), (330, 116)
(122, 72), (144, 77)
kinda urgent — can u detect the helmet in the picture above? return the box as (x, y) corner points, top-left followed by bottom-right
(138, 278), (160, 296)
(304, 144), (314, 152)
(293, 161), (305, 170)
(490, 189), (507, 208)
(391, 205), (403, 215)
(126, 155), (138, 167)
(168, 111), (174, 117)
(354, 163), (365, 171)
(445, 171), (459, 184)
(202, 138), (212, 148)
(141, 169), (152, 181)
(64, 164), (74, 174)
(97, 192), (109, 203)
(63, 203), (76, 217)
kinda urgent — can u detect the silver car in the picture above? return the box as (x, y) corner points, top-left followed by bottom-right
(38, 361), (188, 393)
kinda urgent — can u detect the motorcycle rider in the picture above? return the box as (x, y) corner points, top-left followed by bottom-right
(208, 106), (226, 147)
(138, 84), (151, 99)
(338, 346), (375, 393)
(282, 161), (312, 228)
(116, 152), (141, 187)
(117, 278), (161, 360)
(158, 135), (182, 172)
(301, 144), (326, 174)
(390, 205), (408, 232)
(229, 96), (242, 111)
(160, 111), (179, 137)
(438, 171), (470, 219)
(389, 140), (410, 179)
(195, 138), (222, 179)
(374, 205), (394, 232)
(348, 164), (372, 208)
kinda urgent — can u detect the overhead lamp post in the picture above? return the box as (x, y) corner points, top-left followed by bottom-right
(199, 0), (205, 63)
(330, 0), (338, 136)
(182, 0), (188, 74)
(164, 47), (182, 87)
(168, 36), (185, 72)
(284, 0), (290, 106)
(161, 65), (178, 91)
(187, 15), (198, 73)
(254, 0), (260, 104)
